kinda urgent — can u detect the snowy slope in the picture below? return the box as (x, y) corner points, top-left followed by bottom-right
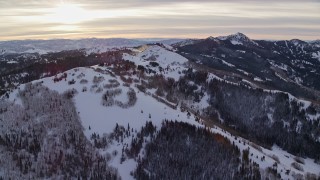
(6, 65), (320, 179)
(2, 33), (320, 179)
(123, 45), (188, 80)
(7, 66), (199, 179)
(3, 42), (320, 180)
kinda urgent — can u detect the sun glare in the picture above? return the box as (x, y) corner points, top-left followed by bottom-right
(49, 3), (88, 24)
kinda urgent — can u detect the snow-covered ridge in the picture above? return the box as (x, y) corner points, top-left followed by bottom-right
(123, 45), (188, 80)
(5, 65), (320, 180)
(2, 38), (320, 179)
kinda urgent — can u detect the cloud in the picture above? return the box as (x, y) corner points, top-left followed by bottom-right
(0, 0), (319, 40)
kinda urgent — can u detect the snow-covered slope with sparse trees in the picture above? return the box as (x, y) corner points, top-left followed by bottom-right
(1, 36), (320, 179)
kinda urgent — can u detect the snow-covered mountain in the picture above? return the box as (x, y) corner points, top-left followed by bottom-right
(3, 63), (320, 179)
(1, 35), (320, 179)
(175, 33), (320, 98)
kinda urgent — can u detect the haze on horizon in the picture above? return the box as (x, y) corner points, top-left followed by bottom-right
(0, 0), (319, 41)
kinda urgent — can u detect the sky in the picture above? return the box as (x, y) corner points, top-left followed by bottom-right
(0, 0), (319, 41)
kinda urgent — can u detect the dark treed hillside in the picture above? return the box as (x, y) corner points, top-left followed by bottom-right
(132, 121), (261, 180)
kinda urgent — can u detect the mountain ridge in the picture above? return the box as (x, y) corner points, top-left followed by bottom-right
(174, 33), (320, 99)
(0, 34), (320, 179)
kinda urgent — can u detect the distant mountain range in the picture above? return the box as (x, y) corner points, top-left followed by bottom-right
(0, 38), (185, 55)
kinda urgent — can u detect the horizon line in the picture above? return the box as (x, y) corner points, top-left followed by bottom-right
(1, 34), (319, 42)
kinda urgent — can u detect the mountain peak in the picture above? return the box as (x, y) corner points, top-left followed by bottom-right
(216, 32), (249, 40)
(228, 33), (253, 43)
(216, 32), (258, 46)
(232, 32), (249, 39)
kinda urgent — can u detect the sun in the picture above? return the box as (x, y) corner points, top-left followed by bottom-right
(49, 3), (89, 24)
